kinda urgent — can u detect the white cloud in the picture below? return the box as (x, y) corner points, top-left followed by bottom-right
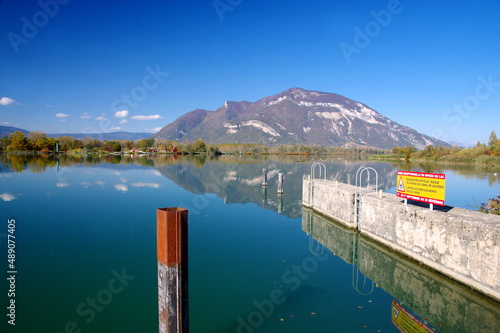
(0, 193), (17, 201)
(95, 116), (107, 121)
(45, 104), (53, 108)
(131, 182), (161, 188)
(0, 122), (11, 125)
(0, 97), (19, 106)
(119, 119), (127, 124)
(56, 182), (70, 188)
(114, 184), (128, 192)
(146, 127), (162, 132)
(131, 114), (163, 120)
(56, 113), (69, 118)
(114, 110), (129, 118)
(148, 170), (162, 177)
(81, 113), (91, 119)
(109, 127), (122, 130)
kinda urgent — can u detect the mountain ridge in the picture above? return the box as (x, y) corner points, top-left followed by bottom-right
(152, 88), (449, 149)
(0, 126), (151, 141)
(0, 125), (30, 137)
(45, 131), (151, 141)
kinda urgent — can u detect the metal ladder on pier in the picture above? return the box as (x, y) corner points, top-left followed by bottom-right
(308, 162), (327, 255)
(354, 167), (379, 228)
(309, 162), (327, 208)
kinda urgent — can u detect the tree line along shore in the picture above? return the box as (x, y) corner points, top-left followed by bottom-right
(0, 130), (390, 155)
(371, 130), (500, 168)
(1, 130), (499, 167)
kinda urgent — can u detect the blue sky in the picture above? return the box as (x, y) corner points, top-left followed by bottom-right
(1, 0), (499, 145)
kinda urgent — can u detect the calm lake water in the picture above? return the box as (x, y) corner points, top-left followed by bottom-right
(0, 154), (499, 333)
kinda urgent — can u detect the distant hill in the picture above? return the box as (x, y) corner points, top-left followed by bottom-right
(46, 131), (151, 141)
(0, 125), (29, 137)
(152, 88), (449, 149)
(1, 126), (151, 141)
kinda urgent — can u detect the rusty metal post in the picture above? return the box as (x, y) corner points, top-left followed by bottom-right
(157, 207), (189, 333)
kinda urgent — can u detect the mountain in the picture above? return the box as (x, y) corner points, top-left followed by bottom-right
(0, 125), (29, 137)
(1, 126), (151, 141)
(46, 131), (151, 141)
(152, 88), (449, 149)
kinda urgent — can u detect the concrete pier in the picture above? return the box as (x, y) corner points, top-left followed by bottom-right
(303, 179), (500, 301)
(302, 208), (500, 333)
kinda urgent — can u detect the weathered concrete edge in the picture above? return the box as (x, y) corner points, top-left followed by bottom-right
(359, 190), (500, 301)
(302, 179), (500, 302)
(359, 227), (500, 301)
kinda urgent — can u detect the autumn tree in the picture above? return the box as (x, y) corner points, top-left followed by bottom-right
(28, 131), (47, 142)
(37, 137), (56, 151)
(58, 136), (80, 151)
(488, 131), (499, 156)
(401, 146), (416, 161)
(27, 131), (57, 151)
(0, 135), (11, 150)
(489, 130), (498, 146)
(120, 140), (133, 150)
(82, 137), (102, 150)
(6, 131), (29, 151)
(193, 139), (207, 153)
(138, 138), (154, 151)
(112, 142), (122, 152)
(434, 145), (449, 157)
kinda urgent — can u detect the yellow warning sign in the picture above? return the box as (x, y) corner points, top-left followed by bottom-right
(397, 171), (446, 206)
(391, 300), (438, 333)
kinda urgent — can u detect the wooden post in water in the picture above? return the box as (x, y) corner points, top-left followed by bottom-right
(278, 192), (284, 213)
(262, 168), (267, 186)
(157, 207), (189, 333)
(277, 173), (284, 194)
(262, 186), (268, 203)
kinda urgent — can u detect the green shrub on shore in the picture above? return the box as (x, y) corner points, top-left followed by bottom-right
(479, 195), (500, 215)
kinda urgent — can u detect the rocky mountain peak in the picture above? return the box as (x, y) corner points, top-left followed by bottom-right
(152, 88), (449, 149)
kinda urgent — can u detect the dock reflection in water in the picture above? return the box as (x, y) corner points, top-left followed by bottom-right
(302, 208), (500, 333)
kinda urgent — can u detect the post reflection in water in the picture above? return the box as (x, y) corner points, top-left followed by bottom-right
(302, 208), (500, 333)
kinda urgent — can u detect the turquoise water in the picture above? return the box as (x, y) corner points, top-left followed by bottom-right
(1, 154), (499, 333)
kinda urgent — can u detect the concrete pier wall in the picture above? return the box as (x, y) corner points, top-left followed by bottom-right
(302, 179), (500, 301)
(302, 179), (361, 227)
(302, 208), (500, 333)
